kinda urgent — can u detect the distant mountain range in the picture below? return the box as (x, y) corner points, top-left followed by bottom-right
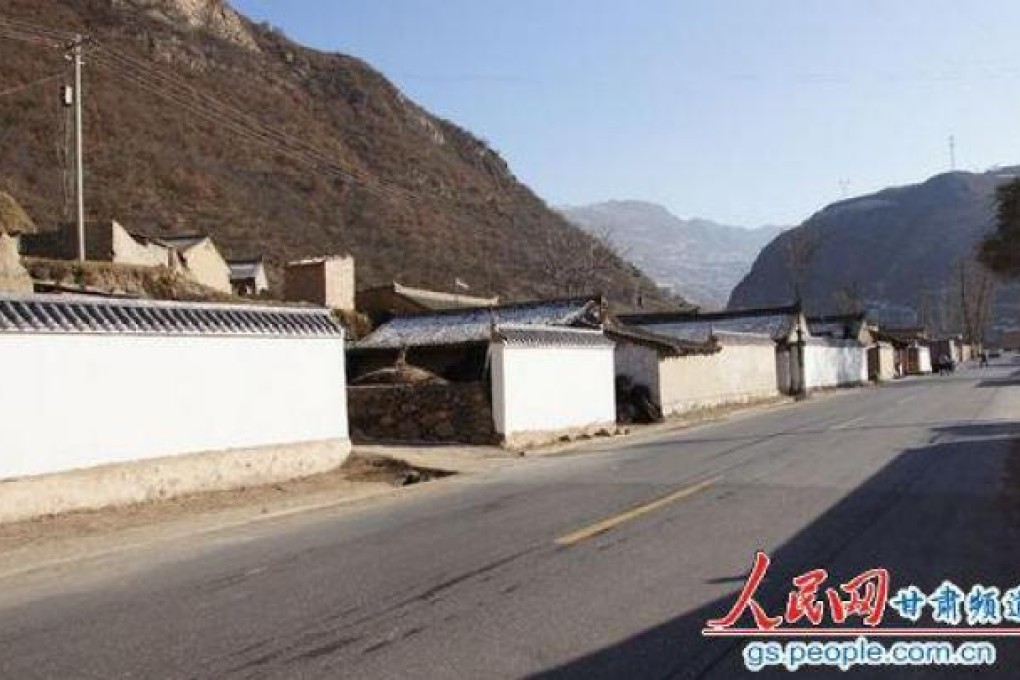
(560, 201), (786, 309)
(729, 167), (1020, 329)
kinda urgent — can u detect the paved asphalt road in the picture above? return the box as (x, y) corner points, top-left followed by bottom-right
(4, 361), (1020, 678)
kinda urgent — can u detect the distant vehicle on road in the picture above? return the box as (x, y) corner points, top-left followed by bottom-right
(988, 349), (1002, 359)
(933, 354), (956, 375)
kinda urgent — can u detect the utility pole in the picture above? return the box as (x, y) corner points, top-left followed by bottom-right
(69, 35), (87, 262)
(948, 135), (956, 172)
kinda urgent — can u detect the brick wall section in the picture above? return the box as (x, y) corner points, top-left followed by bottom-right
(347, 382), (497, 445)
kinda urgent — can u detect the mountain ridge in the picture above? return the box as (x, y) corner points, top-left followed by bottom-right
(561, 199), (785, 309)
(728, 167), (1020, 326)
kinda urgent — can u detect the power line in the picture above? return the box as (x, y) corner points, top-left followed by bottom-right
(90, 42), (423, 205)
(0, 15), (472, 221)
(0, 14), (400, 202)
(0, 15), (77, 40)
(0, 72), (64, 100)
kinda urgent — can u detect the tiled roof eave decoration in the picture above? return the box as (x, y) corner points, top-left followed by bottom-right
(0, 294), (343, 338)
(493, 324), (614, 348)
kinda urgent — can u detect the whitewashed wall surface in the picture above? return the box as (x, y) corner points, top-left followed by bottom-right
(0, 295), (349, 480)
(802, 339), (869, 390)
(491, 327), (615, 438)
(657, 336), (779, 415)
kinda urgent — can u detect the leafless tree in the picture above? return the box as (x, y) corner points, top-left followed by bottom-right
(538, 227), (629, 298)
(953, 257), (998, 346)
(783, 228), (821, 301)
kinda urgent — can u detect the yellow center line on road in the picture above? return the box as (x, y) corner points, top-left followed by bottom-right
(832, 416), (866, 431)
(554, 477), (720, 547)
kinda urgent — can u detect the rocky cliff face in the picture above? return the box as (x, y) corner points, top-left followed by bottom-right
(729, 168), (1020, 325)
(109, 0), (258, 49)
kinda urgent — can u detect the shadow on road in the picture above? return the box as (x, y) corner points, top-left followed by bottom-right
(973, 368), (1020, 389)
(532, 430), (1020, 678)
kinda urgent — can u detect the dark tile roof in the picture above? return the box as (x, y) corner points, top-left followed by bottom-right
(618, 305), (800, 343)
(356, 296), (603, 350)
(0, 294), (343, 338)
(807, 313), (868, 339)
(604, 323), (719, 356)
(227, 259), (265, 281)
(620, 304), (800, 325)
(494, 324), (614, 348)
(157, 233), (210, 251)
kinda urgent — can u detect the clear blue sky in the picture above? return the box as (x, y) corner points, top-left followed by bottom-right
(233, 0), (1020, 227)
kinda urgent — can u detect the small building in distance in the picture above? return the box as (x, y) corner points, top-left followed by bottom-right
(20, 222), (234, 295)
(158, 233), (232, 295)
(356, 281), (498, 324)
(1001, 329), (1020, 352)
(875, 327), (932, 376)
(227, 257), (269, 297)
(20, 220), (176, 269)
(285, 255), (355, 311)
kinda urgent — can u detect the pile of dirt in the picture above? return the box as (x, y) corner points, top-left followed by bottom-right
(351, 363), (446, 386)
(341, 453), (453, 486)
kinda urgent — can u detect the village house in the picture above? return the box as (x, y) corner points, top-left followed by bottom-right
(0, 293), (350, 522)
(606, 323), (778, 418)
(620, 305), (869, 397)
(875, 327), (933, 376)
(19, 222), (234, 295)
(356, 281), (499, 324)
(284, 255), (355, 310)
(227, 256), (269, 296)
(808, 313), (895, 382)
(158, 233), (233, 294)
(348, 296), (615, 446)
(20, 220), (177, 269)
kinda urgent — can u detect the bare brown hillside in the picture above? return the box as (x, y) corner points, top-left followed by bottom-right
(0, 0), (670, 305)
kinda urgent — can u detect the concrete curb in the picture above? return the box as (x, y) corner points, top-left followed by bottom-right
(0, 439), (352, 524)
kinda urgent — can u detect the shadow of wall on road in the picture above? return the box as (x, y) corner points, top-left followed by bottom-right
(977, 375), (1020, 389)
(531, 431), (1020, 679)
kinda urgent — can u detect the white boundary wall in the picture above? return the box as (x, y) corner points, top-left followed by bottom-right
(802, 339), (868, 390)
(657, 338), (779, 416)
(0, 333), (349, 480)
(491, 342), (615, 442)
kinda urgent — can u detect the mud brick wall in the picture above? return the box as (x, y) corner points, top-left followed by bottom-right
(347, 382), (497, 445)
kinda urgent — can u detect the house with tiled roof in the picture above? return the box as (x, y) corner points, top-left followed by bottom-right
(157, 233), (232, 295)
(348, 296), (616, 446)
(356, 281), (499, 323)
(618, 304), (868, 396)
(227, 256), (269, 297)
